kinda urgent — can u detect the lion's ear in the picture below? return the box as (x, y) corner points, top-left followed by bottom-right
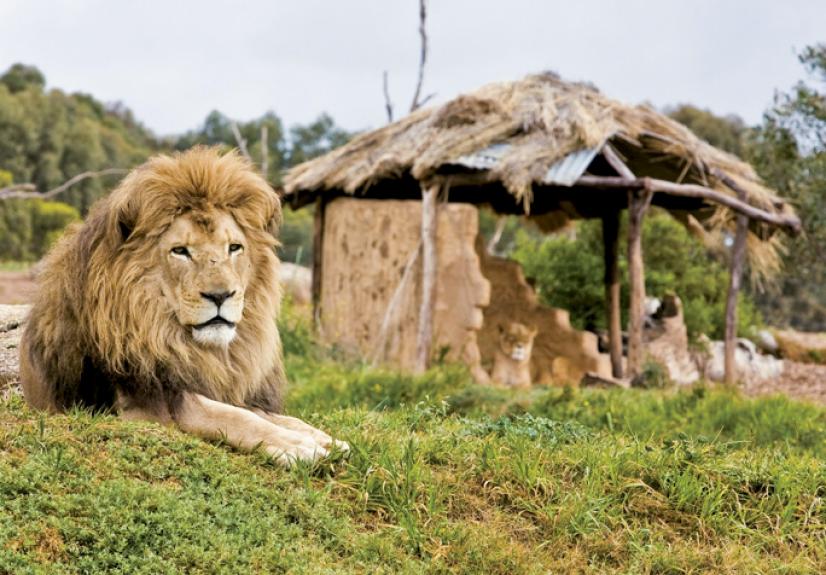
(108, 194), (139, 244)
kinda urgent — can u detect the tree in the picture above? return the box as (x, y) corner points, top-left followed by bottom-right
(747, 44), (826, 330)
(0, 63), (45, 94)
(0, 64), (156, 214)
(287, 114), (351, 166)
(512, 211), (762, 339)
(667, 104), (748, 157)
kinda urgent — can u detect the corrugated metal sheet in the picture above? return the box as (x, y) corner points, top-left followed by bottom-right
(452, 144), (602, 186)
(542, 147), (601, 186)
(453, 143), (510, 170)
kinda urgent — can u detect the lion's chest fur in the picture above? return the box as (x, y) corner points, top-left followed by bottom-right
(491, 350), (532, 388)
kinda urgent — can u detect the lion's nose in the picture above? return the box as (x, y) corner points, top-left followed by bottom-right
(200, 291), (235, 308)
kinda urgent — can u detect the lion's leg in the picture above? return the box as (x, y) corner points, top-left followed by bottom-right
(251, 409), (349, 453)
(172, 393), (331, 465)
(18, 336), (58, 413)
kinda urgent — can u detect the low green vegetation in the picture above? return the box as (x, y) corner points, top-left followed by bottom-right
(1, 308), (825, 574)
(0, 198), (79, 262)
(511, 210), (763, 339)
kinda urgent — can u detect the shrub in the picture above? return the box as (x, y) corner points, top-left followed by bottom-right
(513, 210), (762, 339)
(278, 207), (313, 266)
(0, 198), (79, 261)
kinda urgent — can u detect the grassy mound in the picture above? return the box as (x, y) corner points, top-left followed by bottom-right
(2, 357), (825, 573)
(2, 309), (825, 573)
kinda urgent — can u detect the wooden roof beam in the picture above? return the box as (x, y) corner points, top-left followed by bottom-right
(575, 175), (801, 234)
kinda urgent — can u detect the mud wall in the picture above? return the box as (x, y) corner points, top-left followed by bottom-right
(320, 197), (611, 382)
(477, 249), (612, 383)
(320, 198), (489, 374)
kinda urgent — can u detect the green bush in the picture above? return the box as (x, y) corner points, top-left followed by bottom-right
(0, 198), (79, 261)
(278, 206), (313, 266)
(513, 210), (762, 339)
(277, 296), (315, 358)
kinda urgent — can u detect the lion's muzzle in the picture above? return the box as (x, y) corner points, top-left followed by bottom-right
(191, 290), (243, 347)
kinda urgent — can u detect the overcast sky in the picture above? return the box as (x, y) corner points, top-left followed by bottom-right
(1, 0), (822, 137)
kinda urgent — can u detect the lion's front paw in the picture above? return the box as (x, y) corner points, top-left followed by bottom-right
(330, 439), (350, 455)
(266, 438), (329, 467)
(266, 436), (350, 467)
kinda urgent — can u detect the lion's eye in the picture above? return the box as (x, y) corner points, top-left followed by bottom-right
(171, 246), (191, 258)
(229, 243), (243, 254)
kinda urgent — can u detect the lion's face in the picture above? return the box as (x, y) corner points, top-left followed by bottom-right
(158, 210), (252, 347)
(498, 322), (538, 363)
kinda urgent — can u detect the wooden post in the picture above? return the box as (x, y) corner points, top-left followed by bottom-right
(724, 212), (749, 384)
(415, 183), (439, 373)
(311, 196), (326, 330)
(602, 212), (623, 378)
(626, 186), (653, 377)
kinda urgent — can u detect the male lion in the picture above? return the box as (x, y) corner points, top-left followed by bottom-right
(20, 147), (346, 465)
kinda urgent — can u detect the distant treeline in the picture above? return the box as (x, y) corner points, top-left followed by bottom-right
(0, 63), (349, 265)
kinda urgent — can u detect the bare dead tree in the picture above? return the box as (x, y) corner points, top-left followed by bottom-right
(409, 0), (435, 112)
(382, 70), (394, 123)
(380, 0), (435, 123)
(0, 168), (128, 201)
(230, 121), (252, 162)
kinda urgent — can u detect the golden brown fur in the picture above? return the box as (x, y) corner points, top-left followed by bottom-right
(20, 147), (345, 464)
(490, 322), (537, 388)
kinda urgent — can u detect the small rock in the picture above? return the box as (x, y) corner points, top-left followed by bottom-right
(755, 329), (779, 354)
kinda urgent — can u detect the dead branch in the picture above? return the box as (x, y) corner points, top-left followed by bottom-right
(486, 216), (507, 255)
(370, 240), (421, 365)
(575, 175), (801, 233)
(230, 121), (252, 162)
(0, 168), (128, 201)
(383, 70), (394, 123)
(409, 0), (429, 112)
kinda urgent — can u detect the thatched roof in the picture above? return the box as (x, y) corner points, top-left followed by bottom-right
(283, 72), (799, 274)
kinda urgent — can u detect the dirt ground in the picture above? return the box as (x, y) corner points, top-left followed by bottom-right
(0, 270), (37, 305)
(743, 361), (826, 404)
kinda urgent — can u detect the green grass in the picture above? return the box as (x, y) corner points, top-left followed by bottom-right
(0, 261), (31, 272)
(2, 327), (826, 573)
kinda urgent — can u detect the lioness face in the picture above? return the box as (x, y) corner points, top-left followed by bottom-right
(498, 322), (538, 363)
(159, 211), (252, 347)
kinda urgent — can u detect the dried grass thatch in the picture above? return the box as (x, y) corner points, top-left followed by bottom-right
(284, 72), (798, 276)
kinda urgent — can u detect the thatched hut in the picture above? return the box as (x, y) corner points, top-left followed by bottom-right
(283, 72), (800, 384)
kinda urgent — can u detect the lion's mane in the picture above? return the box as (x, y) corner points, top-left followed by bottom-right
(21, 147), (285, 414)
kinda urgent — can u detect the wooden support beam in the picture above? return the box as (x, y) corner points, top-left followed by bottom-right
(576, 175), (801, 233)
(415, 183), (439, 373)
(311, 196), (326, 330)
(724, 205), (749, 384)
(602, 211), (623, 378)
(626, 186), (653, 377)
(601, 143), (635, 379)
(602, 144), (635, 180)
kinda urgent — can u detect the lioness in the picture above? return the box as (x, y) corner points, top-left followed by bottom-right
(20, 147), (346, 465)
(490, 322), (537, 388)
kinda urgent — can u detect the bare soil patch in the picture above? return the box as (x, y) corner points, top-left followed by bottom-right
(744, 360), (826, 405)
(0, 270), (36, 305)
